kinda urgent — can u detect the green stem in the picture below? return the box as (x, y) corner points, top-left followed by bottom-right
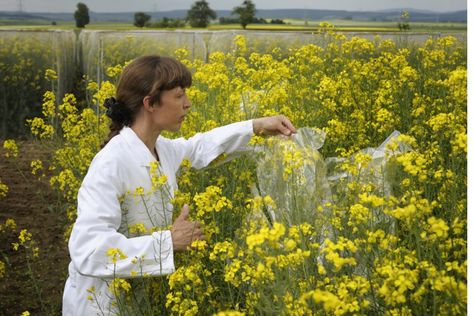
(26, 256), (46, 313)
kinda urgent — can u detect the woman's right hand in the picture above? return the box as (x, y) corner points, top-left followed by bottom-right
(171, 204), (203, 251)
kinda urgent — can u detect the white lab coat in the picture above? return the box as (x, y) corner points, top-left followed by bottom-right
(62, 120), (254, 315)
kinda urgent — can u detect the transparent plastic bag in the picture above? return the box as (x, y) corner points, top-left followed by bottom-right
(252, 127), (331, 227)
(252, 128), (410, 228)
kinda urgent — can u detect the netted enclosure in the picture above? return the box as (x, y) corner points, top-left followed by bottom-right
(0, 30), (76, 139)
(0, 29), (466, 138)
(78, 29), (466, 84)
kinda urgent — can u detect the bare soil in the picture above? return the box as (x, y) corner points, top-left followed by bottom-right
(0, 141), (70, 315)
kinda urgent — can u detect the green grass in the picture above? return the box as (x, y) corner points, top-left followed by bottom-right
(0, 19), (466, 33)
(0, 21), (151, 30)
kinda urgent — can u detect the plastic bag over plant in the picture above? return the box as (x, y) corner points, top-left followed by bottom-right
(252, 128), (411, 228)
(253, 127), (331, 227)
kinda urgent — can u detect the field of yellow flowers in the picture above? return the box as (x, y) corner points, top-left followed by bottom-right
(0, 31), (467, 315)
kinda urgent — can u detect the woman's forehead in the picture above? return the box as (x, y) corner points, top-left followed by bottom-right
(174, 86), (187, 92)
(161, 86), (183, 95)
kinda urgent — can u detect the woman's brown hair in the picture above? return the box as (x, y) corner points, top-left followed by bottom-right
(103, 55), (192, 145)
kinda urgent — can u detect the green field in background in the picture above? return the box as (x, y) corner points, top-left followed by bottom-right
(0, 19), (466, 32)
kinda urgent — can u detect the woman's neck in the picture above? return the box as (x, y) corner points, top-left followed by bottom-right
(131, 119), (161, 160)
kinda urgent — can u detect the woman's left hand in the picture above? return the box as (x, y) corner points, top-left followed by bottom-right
(252, 115), (297, 136)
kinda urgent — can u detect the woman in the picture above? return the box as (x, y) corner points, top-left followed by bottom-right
(62, 55), (296, 315)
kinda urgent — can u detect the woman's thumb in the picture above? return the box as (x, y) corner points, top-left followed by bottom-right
(177, 204), (190, 221)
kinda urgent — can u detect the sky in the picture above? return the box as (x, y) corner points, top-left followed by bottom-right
(0, 0), (467, 13)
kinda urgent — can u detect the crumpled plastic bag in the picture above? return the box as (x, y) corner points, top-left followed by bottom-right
(253, 127), (331, 227)
(251, 128), (410, 228)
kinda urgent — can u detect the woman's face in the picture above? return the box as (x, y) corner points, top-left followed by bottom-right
(152, 86), (191, 132)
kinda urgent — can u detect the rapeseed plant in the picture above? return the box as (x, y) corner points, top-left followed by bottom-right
(16, 33), (467, 314)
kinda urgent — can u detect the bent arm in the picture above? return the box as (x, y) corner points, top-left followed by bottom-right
(68, 162), (174, 279)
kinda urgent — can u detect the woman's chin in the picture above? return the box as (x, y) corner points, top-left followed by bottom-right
(167, 123), (182, 133)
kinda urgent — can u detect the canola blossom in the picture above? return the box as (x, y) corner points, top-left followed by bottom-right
(1, 32), (466, 315)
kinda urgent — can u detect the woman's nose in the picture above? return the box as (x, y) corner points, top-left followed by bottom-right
(184, 95), (192, 109)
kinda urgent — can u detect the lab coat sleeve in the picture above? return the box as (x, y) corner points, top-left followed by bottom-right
(172, 119), (254, 169)
(68, 160), (174, 279)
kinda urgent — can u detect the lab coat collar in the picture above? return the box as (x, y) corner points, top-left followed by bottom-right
(119, 126), (159, 168)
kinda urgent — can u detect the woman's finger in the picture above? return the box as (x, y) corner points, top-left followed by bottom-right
(194, 233), (204, 240)
(282, 116), (297, 134)
(276, 118), (292, 136)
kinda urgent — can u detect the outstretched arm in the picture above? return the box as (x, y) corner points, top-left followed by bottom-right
(170, 115), (297, 170)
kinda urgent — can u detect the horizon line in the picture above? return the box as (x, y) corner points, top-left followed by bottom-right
(0, 7), (467, 14)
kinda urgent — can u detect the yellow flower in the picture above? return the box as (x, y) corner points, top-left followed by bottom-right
(233, 35), (247, 56)
(311, 289), (339, 312)
(358, 193), (384, 207)
(0, 181), (8, 199)
(427, 216), (449, 240)
(42, 90), (56, 117)
(210, 241), (235, 261)
(194, 186), (233, 218)
(108, 278), (131, 294)
(284, 239), (297, 252)
(396, 152), (428, 180)
(246, 232), (266, 250)
(93, 80), (116, 105)
(263, 195), (276, 209)
(214, 311), (244, 316)
(106, 248), (128, 264)
(4, 218), (17, 230)
(180, 158), (192, 169)
(106, 64), (123, 78)
(86, 81), (98, 91)
(322, 237), (358, 272)
(18, 229), (32, 244)
(249, 135), (265, 145)
(128, 223), (147, 235)
(28, 117), (55, 139)
(158, 175), (168, 185)
(44, 68), (58, 80)
(348, 203), (369, 224)
(224, 259), (243, 287)
(282, 148), (304, 181)
(0, 260), (5, 278)
(31, 159), (43, 175)
(451, 131), (467, 154)
(133, 186), (145, 198)
(149, 161), (171, 191)
(3, 139), (18, 158)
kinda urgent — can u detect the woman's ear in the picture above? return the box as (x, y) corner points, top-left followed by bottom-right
(143, 96), (154, 112)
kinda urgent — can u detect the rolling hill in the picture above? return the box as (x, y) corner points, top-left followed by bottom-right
(0, 8), (467, 23)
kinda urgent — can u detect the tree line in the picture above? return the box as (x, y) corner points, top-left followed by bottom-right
(74, 0), (282, 29)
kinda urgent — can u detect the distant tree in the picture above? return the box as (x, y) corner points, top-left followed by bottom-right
(134, 12), (151, 28)
(74, 2), (90, 28)
(160, 17), (171, 27)
(270, 18), (285, 24)
(398, 10), (410, 31)
(186, 0), (217, 28)
(219, 17), (240, 24)
(150, 17), (186, 28)
(253, 17), (267, 24)
(232, 0), (256, 29)
(167, 18), (186, 28)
